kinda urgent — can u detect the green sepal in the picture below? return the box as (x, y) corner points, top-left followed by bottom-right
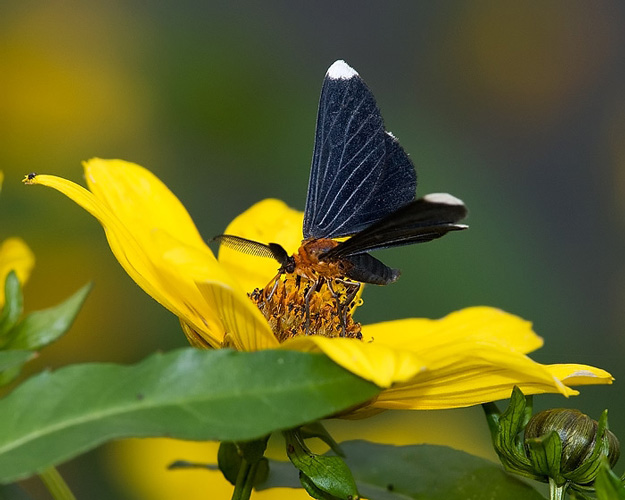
(284, 429), (359, 500)
(482, 401), (502, 438)
(569, 490), (596, 500)
(217, 438), (270, 488)
(253, 458), (269, 488)
(218, 442), (241, 486)
(299, 422), (344, 457)
(498, 387), (533, 447)
(299, 472), (342, 500)
(4, 283), (91, 351)
(567, 410), (615, 485)
(0, 273), (23, 344)
(594, 460), (625, 500)
(525, 430), (563, 483)
(485, 386), (536, 478)
(238, 435), (269, 464)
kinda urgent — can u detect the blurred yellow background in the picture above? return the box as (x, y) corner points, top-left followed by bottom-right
(2, 2), (624, 498)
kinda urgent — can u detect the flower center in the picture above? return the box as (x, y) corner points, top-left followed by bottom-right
(249, 274), (362, 342)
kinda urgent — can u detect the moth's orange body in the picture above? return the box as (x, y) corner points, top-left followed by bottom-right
(292, 238), (347, 281)
(250, 237), (363, 342)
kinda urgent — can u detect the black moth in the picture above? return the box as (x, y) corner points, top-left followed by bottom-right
(213, 60), (467, 293)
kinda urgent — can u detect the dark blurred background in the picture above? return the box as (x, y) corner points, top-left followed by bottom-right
(2, 2), (624, 498)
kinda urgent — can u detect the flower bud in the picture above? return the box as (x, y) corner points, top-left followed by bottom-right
(483, 387), (621, 495)
(525, 408), (620, 475)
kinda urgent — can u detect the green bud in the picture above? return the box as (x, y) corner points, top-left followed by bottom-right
(483, 387), (621, 495)
(525, 409), (620, 475)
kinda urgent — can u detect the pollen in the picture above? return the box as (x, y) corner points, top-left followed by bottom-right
(250, 274), (362, 342)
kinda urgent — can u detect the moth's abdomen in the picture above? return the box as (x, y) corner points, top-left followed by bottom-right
(342, 253), (400, 285)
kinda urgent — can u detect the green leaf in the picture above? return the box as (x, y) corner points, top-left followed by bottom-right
(5, 283), (91, 351)
(0, 348), (379, 483)
(0, 351), (34, 387)
(0, 483), (34, 500)
(0, 351), (33, 373)
(0, 273), (23, 343)
(167, 460), (216, 471)
(262, 441), (546, 499)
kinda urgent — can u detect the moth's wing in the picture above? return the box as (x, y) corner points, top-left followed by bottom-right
(323, 193), (468, 259)
(302, 60), (416, 240)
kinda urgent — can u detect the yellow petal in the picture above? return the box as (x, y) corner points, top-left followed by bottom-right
(547, 364), (614, 386)
(218, 199), (303, 292)
(26, 170), (213, 339)
(281, 335), (425, 388)
(25, 171), (177, 310)
(0, 237), (35, 306)
(24, 162), (257, 348)
(148, 228), (269, 347)
(372, 363), (570, 410)
(369, 349), (612, 410)
(196, 281), (279, 351)
(363, 306), (543, 356)
(84, 158), (209, 253)
(354, 306), (613, 409)
(148, 227), (276, 349)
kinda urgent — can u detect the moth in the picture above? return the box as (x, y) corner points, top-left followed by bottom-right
(213, 60), (468, 333)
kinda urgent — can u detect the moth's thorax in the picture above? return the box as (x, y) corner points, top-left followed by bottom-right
(293, 238), (346, 280)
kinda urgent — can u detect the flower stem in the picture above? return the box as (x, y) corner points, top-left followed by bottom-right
(230, 457), (259, 500)
(548, 478), (569, 500)
(38, 467), (76, 500)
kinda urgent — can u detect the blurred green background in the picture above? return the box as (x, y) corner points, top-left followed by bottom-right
(2, 1), (624, 498)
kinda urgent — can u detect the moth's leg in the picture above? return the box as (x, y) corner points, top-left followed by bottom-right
(265, 272), (282, 301)
(304, 278), (321, 335)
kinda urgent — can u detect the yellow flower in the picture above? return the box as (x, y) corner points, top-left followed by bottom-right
(0, 238), (35, 306)
(24, 159), (613, 410)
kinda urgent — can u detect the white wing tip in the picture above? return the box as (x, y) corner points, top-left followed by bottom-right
(423, 193), (465, 206)
(327, 60), (358, 80)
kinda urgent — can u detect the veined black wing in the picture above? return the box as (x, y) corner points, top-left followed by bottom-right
(322, 193), (468, 259)
(302, 60), (416, 240)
